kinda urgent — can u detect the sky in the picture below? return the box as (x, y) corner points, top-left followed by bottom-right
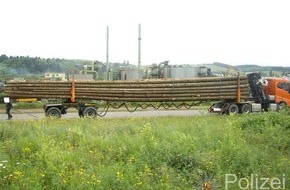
(0, 0), (290, 67)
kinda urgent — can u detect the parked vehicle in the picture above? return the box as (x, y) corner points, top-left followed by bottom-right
(209, 73), (289, 114)
(4, 73), (289, 118)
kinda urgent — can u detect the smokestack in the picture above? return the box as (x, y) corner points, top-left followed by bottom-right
(106, 26), (110, 80)
(138, 23), (141, 79)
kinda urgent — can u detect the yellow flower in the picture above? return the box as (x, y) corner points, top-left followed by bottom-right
(116, 172), (123, 179)
(135, 181), (142, 186)
(22, 147), (31, 153)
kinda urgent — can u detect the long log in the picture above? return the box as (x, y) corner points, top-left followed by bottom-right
(7, 94), (71, 99)
(6, 77), (248, 84)
(6, 76), (248, 85)
(4, 76), (250, 102)
(6, 87), (249, 94)
(73, 96), (249, 102)
(6, 85), (249, 92)
(6, 78), (248, 85)
(5, 81), (248, 90)
(4, 91), (71, 96)
(75, 89), (249, 96)
(74, 87), (249, 93)
(73, 84), (248, 92)
(6, 88), (249, 97)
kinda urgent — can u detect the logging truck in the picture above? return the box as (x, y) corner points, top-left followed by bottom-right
(209, 73), (290, 114)
(3, 73), (290, 118)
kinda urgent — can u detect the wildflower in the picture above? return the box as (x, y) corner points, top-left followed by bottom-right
(136, 181), (142, 186)
(79, 168), (85, 175)
(129, 155), (136, 163)
(13, 171), (22, 176)
(91, 174), (96, 180)
(116, 172), (123, 179)
(22, 147), (31, 153)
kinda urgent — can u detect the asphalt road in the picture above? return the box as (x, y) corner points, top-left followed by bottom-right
(0, 108), (208, 120)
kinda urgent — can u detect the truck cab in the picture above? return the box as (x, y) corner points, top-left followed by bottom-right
(263, 78), (290, 107)
(209, 73), (290, 114)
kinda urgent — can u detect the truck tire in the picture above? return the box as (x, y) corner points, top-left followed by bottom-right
(78, 107), (85, 118)
(240, 104), (251, 114)
(46, 107), (61, 118)
(278, 102), (287, 110)
(83, 107), (97, 118)
(227, 104), (239, 115)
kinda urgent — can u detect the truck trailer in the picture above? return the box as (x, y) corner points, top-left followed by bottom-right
(3, 73), (290, 118)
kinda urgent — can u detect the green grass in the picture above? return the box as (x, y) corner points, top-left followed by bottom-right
(0, 112), (289, 189)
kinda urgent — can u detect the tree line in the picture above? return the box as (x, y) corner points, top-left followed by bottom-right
(0, 54), (63, 75)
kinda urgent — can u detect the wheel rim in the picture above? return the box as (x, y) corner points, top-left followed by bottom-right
(241, 104), (251, 114)
(243, 107), (250, 113)
(87, 111), (94, 117)
(279, 102), (287, 110)
(228, 104), (238, 114)
(84, 108), (97, 118)
(47, 108), (61, 118)
(50, 111), (58, 116)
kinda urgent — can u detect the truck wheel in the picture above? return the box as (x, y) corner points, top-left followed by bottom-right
(278, 102), (287, 110)
(78, 107), (85, 118)
(83, 107), (97, 118)
(46, 107), (61, 118)
(227, 104), (239, 115)
(240, 104), (251, 114)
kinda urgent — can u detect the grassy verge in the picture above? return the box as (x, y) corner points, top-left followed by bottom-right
(0, 112), (289, 189)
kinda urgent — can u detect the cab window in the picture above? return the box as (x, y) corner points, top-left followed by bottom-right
(277, 82), (290, 93)
(277, 82), (285, 89)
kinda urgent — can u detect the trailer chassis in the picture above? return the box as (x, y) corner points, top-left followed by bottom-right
(44, 101), (98, 119)
(209, 101), (252, 114)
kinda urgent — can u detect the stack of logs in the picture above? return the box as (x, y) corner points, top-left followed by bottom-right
(4, 76), (249, 102)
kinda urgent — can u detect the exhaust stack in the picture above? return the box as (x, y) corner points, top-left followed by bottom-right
(138, 24), (141, 79)
(106, 26), (110, 80)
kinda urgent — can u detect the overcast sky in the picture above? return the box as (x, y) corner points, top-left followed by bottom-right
(1, 0), (289, 67)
